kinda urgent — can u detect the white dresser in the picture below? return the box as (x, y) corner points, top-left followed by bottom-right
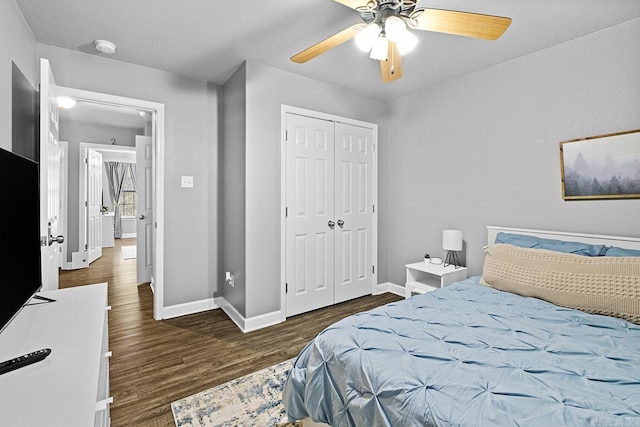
(0, 283), (111, 426)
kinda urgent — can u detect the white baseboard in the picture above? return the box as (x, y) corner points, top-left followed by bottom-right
(162, 296), (219, 319)
(162, 285), (402, 331)
(375, 282), (405, 297)
(217, 297), (284, 333)
(120, 233), (136, 239)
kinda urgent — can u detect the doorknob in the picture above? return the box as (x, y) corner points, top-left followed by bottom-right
(41, 222), (64, 246)
(337, 219), (344, 227)
(328, 220), (335, 228)
(139, 214), (145, 220)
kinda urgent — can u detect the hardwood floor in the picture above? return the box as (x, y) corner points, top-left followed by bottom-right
(59, 238), (402, 426)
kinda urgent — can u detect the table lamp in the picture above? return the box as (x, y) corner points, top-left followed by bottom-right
(443, 229), (463, 269)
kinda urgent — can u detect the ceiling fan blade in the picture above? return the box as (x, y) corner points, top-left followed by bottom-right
(411, 8), (511, 40)
(291, 25), (361, 63)
(380, 42), (403, 83)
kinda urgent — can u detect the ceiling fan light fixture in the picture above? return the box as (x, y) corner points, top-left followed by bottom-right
(384, 16), (406, 42)
(355, 23), (381, 52)
(369, 36), (388, 61)
(385, 15), (418, 55)
(395, 30), (418, 55)
(56, 96), (77, 109)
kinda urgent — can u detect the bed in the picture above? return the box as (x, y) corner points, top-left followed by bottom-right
(282, 226), (640, 426)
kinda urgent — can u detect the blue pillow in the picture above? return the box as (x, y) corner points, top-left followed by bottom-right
(495, 232), (607, 257)
(604, 246), (640, 257)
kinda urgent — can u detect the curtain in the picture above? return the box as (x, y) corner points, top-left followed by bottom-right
(105, 162), (136, 239)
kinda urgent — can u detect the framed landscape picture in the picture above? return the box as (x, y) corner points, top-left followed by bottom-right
(560, 129), (640, 200)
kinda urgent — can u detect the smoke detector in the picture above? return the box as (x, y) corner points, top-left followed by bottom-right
(94, 39), (116, 54)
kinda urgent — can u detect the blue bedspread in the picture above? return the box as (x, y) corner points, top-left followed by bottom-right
(282, 277), (640, 426)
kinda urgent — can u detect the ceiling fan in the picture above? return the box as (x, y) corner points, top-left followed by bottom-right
(290, 0), (512, 83)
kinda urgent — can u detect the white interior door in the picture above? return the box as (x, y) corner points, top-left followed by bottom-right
(333, 122), (375, 303)
(86, 148), (102, 264)
(284, 112), (376, 317)
(136, 135), (153, 284)
(285, 114), (335, 317)
(39, 58), (63, 291)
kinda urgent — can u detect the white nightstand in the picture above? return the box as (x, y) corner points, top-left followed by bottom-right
(405, 261), (468, 298)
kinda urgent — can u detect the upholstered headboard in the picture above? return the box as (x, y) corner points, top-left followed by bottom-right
(487, 226), (640, 251)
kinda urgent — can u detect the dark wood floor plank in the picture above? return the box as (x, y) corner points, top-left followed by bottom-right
(59, 238), (402, 426)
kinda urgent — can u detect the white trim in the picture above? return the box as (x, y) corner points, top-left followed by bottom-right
(375, 282), (405, 297)
(162, 297), (220, 320)
(59, 141), (69, 270)
(56, 85), (166, 320)
(487, 226), (640, 250)
(280, 104), (378, 320)
(217, 298), (284, 333)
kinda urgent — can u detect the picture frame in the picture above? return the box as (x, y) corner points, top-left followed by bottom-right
(560, 129), (640, 200)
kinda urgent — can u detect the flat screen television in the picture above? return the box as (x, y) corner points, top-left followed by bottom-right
(0, 147), (42, 334)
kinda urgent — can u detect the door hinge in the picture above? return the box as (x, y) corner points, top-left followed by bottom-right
(285, 207), (288, 218)
(285, 130), (288, 141)
(85, 201), (88, 207)
(372, 204), (375, 213)
(372, 143), (376, 152)
(285, 283), (288, 294)
(85, 244), (88, 250)
(372, 265), (375, 274)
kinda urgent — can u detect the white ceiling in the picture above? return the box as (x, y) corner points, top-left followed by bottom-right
(16, 0), (640, 104)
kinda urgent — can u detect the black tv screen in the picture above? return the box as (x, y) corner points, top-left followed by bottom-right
(0, 148), (42, 333)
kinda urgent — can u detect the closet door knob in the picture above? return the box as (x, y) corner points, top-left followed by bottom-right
(139, 214), (145, 220)
(337, 220), (344, 227)
(328, 220), (335, 228)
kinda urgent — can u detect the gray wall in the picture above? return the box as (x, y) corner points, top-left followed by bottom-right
(221, 63), (247, 315)
(386, 19), (640, 286)
(241, 61), (389, 318)
(2, 0), (36, 152)
(36, 44), (221, 306)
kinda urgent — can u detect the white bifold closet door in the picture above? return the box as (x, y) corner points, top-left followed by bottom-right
(285, 113), (375, 317)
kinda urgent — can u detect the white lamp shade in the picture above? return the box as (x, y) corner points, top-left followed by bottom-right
(395, 30), (418, 55)
(355, 23), (381, 52)
(385, 16), (418, 55)
(443, 229), (463, 251)
(369, 36), (388, 61)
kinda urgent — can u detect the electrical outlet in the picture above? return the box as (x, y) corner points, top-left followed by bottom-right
(225, 272), (235, 287)
(181, 176), (194, 188)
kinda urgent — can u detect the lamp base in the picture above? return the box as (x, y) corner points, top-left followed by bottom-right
(444, 250), (461, 269)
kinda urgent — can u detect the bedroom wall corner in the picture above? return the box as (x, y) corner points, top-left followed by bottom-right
(242, 61), (390, 319)
(386, 18), (640, 286)
(36, 43), (220, 310)
(220, 62), (248, 317)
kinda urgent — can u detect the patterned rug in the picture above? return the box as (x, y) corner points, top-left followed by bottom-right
(171, 358), (299, 427)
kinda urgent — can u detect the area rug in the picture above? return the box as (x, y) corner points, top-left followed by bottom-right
(171, 358), (298, 427)
(121, 245), (136, 260)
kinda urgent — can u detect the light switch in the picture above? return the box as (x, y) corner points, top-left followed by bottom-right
(181, 176), (194, 188)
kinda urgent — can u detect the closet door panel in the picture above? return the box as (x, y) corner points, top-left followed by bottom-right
(334, 122), (375, 303)
(285, 114), (335, 316)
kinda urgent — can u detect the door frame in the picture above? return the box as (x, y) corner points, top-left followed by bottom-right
(56, 85), (166, 320)
(279, 104), (378, 320)
(73, 143), (135, 269)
